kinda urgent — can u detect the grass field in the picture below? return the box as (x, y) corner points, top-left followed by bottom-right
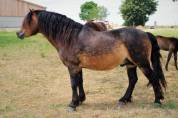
(0, 28), (178, 118)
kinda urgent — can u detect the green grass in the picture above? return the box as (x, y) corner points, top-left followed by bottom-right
(0, 28), (177, 49)
(0, 32), (54, 58)
(0, 105), (14, 114)
(0, 32), (51, 48)
(0, 32), (19, 47)
(0, 29), (178, 118)
(154, 101), (177, 110)
(145, 28), (178, 38)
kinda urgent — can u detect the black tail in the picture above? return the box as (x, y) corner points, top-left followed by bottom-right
(146, 32), (167, 89)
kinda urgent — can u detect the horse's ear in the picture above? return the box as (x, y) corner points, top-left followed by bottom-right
(29, 9), (35, 13)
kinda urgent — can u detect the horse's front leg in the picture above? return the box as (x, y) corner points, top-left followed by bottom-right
(67, 67), (85, 111)
(78, 70), (86, 103)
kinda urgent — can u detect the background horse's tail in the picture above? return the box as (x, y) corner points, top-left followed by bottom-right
(146, 32), (167, 89)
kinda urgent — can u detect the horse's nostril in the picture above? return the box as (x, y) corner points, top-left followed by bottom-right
(16, 31), (24, 39)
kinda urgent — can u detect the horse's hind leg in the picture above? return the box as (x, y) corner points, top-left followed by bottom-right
(139, 64), (164, 104)
(165, 50), (173, 71)
(119, 66), (138, 105)
(174, 51), (178, 70)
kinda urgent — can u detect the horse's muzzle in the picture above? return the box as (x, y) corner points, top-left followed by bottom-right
(16, 31), (25, 40)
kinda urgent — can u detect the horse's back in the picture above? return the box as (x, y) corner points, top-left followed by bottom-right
(156, 36), (178, 51)
(110, 27), (148, 41)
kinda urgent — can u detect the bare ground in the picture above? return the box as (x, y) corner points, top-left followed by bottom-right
(0, 38), (178, 118)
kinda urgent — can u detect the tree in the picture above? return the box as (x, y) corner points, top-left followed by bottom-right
(79, 1), (108, 21)
(120, 0), (158, 26)
(98, 6), (109, 20)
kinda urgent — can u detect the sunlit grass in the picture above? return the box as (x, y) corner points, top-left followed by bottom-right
(145, 28), (178, 38)
(0, 30), (178, 117)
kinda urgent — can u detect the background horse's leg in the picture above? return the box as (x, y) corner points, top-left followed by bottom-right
(68, 67), (82, 111)
(140, 64), (164, 104)
(165, 50), (173, 71)
(173, 51), (178, 70)
(78, 70), (86, 103)
(119, 66), (138, 105)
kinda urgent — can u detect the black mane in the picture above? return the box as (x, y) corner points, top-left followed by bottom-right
(28, 10), (83, 44)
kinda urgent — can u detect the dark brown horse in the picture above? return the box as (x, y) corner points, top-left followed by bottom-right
(156, 35), (178, 70)
(16, 10), (166, 111)
(85, 21), (107, 31)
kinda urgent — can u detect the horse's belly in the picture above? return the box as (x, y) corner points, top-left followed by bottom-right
(79, 45), (128, 70)
(157, 39), (170, 51)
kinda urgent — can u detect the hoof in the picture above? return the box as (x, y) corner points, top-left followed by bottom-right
(79, 95), (86, 104)
(79, 101), (84, 105)
(154, 100), (162, 105)
(67, 107), (76, 112)
(69, 101), (79, 107)
(154, 102), (162, 108)
(119, 97), (132, 103)
(117, 102), (126, 109)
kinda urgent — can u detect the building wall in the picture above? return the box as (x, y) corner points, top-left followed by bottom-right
(0, 0), (46, 28)
(0, 0), (46, 17)
(0, 16), (24, 28)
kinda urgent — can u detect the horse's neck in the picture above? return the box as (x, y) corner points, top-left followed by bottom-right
(38, 13), (83, 49)
(41, 34), (60, 50)
(38, 29), (62, 49)
(40, 27), (82, 50)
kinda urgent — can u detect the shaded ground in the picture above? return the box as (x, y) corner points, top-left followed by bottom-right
(0, 30), (178, 118)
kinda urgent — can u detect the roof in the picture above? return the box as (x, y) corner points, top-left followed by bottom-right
(19, 0), (46, 9)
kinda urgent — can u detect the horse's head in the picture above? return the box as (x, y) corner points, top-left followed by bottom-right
(17, 9), (40, 39)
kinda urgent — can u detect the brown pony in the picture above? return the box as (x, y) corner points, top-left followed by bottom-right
(156, 35), (178, 70)
(17, 10), (166, 112)
(84, 21), (107, 31)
